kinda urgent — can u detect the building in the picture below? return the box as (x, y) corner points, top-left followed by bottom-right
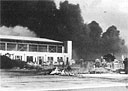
(0, 35), (72, 65)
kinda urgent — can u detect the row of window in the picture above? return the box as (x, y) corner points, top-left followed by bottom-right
(15, 55), (64, 65)
(0, 43), (63, 53)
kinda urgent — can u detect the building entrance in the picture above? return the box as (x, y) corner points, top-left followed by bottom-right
(37, 56), (44, 65)
(27, 56), (33, 63)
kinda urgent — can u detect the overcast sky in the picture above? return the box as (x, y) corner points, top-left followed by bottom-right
(55, 0), (128, 45)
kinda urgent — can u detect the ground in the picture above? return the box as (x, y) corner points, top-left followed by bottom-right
(0, 69), (128, 91)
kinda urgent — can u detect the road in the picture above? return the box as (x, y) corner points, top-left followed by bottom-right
(0, 69), (128, 91)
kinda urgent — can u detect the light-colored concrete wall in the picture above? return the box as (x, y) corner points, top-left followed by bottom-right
(0, 50), (69, 65)
(67, 41), (72, 61)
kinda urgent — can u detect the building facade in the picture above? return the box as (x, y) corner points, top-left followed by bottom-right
(0, 35), (72, 65)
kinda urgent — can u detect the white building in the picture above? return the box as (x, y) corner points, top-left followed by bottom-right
(0, 35), (72, 65)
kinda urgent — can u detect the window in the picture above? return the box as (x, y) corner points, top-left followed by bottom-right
(15, 56), (22, 60)
(29, 45), (37, 52)
(57, 46), (62, 53)
(47, 57), (54, 65)
(48, 57), (53, 61)
(17, 44), (27, 51)
(7, 43), (16, 51)
(49, 45), (56, 52)
(57, 57), (63, 62)
(57, 57), (64, 65)
(38, 45), (47, 52)
(0, 43), (5, 50)
(37, 56), (44, 65)
(27, 56), (33, 63)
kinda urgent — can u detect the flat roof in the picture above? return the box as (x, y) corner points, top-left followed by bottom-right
(0, 35), (63, 43)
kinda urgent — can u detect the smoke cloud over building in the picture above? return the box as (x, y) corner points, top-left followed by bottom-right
(1, 0), (128, 60)
(0, 26), (37, 37)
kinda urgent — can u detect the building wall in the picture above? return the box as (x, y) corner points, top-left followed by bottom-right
(0, 50), (69, 65)
(0, 40), (72, 65)
(67, 41), (72, 62)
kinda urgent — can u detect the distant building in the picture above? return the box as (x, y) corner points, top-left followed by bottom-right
(0, 35), (72, 65)
(105, 59), (124, 71)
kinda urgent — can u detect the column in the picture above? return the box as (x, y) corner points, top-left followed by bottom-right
(5, 43), (7, 51)
(27, 44), (29, 51)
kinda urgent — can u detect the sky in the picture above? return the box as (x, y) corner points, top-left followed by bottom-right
(54, 0), (128, 45)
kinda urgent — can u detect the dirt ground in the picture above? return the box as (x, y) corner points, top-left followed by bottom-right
(0, 69), (128, 91)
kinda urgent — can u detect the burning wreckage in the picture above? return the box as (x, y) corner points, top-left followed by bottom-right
(0, 53), (128, 76)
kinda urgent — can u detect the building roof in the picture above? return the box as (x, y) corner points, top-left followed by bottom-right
(0, 35), (63, 43)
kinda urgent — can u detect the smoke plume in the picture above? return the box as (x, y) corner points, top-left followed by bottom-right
(1, 0), (128, 60)
(0, 26), (37, 37)
(53, 1), (128, 60)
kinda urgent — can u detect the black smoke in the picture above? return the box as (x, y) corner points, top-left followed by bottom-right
(1, 0), (128, 60)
